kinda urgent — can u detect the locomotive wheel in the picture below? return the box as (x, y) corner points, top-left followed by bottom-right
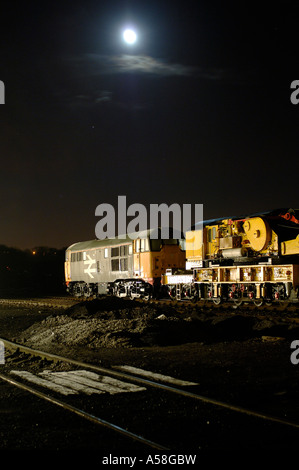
(233, 299), (243, 308)
(253, 299), (264, 307)
(212, 297), (222, 305)
(168, 287), (176, 301)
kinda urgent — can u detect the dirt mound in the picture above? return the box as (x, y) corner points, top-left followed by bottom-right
(65, 297), (181, 320)
(18, 299), (196, 349)
(17, 297), (299, 350)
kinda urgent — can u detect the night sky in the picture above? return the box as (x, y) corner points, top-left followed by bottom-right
(0, 0), (299, 250)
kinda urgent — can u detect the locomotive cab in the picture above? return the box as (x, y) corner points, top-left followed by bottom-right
(133, 236), (185, 284)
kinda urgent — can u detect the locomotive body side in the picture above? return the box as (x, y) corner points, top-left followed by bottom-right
(65, 229), (185, 298)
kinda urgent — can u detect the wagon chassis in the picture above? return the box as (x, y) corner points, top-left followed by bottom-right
(165, 262), (299, 307)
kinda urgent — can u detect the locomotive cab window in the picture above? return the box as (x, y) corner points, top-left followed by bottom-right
(163, 239), (178, 245)
(120, 258), (128, 271)
(150, 239), (162, 251)
(135, 238), (150, 253)
(111, 247), (119, 257)
(111, 259), (119, 271)
(120, 245), (128, 256)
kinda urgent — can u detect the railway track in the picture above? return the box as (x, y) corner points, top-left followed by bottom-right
(2, 294), (299, 336)
(0, 337), (169, 450)
(1, 337), (299, 451)
(1, 293), (299, 314)
(0, 371), (167, 451)
(0, 296), (79, 309)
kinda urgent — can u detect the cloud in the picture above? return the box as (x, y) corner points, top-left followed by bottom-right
(101, 54), (197, 76)
(57, 54), (199, 111)
(51, 53), (233, 112)
(95, 90), (113, 103)
(66, 53), (200, 78)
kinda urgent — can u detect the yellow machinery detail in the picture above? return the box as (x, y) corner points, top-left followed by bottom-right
(185, 229), (204, 261)
(281, 234), (299, 256)
(243, 217), (272, 252)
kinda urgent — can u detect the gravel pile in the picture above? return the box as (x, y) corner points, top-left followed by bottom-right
(17, 297), (299, 350)
(17, 298), (191, 349)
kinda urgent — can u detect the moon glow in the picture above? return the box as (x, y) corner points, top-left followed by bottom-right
(123, 29), (137, 44)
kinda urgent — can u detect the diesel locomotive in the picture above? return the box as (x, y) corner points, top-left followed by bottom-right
(163, 208), (299, 306)
(64, 228), (185, 299)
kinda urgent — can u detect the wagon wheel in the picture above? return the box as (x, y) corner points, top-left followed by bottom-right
(212, 297), (222, 306)
(143, 292), (151, 301)
(168, 287), (177, 301)
(129, 290), (135, 300)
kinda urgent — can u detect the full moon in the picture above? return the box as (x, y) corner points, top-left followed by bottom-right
(123, 29), (137, 44)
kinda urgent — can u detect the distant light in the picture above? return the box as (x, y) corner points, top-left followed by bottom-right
(123, 29), (137, 45)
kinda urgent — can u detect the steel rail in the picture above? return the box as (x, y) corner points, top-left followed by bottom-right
(2, 337), (299, 430)
(0, 295), (297, 312)
(0, 372), (168, 451)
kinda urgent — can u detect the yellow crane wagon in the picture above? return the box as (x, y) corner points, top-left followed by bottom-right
(163, 208), (299, 307)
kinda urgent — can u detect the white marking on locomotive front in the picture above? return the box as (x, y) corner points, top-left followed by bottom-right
(84, 255), (97, 278)
(10, 370), (146, 395)
(114, 366), (198, 386)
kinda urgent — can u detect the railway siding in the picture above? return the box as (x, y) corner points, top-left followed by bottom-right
(2, 298), (299, 450)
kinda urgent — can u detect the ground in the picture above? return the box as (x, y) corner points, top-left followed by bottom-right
(1, 296), (299, 453)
